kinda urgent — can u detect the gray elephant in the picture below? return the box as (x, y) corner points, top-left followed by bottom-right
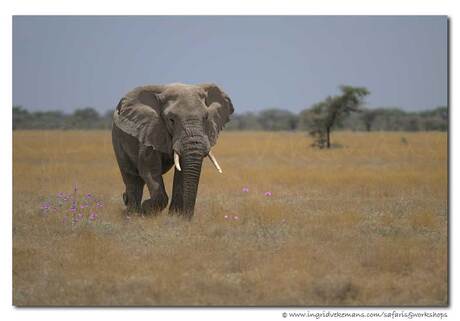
(111, 83), (234, 218)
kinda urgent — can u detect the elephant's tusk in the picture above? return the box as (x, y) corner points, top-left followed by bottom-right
(174, 151), (182, 171)
(208, 151), (223, 174)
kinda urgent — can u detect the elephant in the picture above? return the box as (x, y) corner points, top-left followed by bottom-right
(111, 83), (234, 218)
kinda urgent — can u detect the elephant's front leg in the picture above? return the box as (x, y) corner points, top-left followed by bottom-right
(169, 168), (184, 214)
(138, 147), (168, 214)
(140, 172), (169, 214)
(122, 173), (144, 213)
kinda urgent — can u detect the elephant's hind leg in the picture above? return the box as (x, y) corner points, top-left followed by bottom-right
(112, 126), (144, 213)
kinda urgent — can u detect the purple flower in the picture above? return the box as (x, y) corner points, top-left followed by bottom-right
(85, 193), (92, 199)
(264, 191), (272, 197)
(74, 184), (78, 193)
(40, 202), (51, 210)
(57, 192), (65, 198)
(80, 204), (88, 209)
(89, 212), (97, 221)
(62, 215), (68, 224)
(70, 202), (77, 212)
(242, 187), (249, 193)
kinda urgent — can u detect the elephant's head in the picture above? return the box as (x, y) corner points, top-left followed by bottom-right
(113, 83), (234, 216)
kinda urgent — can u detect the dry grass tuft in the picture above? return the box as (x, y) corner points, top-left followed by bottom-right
(13, 131), (447, 306)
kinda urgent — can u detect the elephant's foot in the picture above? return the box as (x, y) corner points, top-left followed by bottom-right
(123, 192), (142, 213)
(168, 198), (183, 215)
(142, 195), (169, 215)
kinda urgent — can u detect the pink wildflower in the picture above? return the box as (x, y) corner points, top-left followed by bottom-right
(40, 202), (51, 210)
(70, 202), (77, 212)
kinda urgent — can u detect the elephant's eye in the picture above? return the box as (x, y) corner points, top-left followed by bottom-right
(164, 113), (174, 126)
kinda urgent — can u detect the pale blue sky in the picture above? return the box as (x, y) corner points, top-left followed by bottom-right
(13, 16), (447, 113)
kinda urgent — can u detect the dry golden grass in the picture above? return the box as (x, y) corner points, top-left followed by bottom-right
(13, 131), (447, 306)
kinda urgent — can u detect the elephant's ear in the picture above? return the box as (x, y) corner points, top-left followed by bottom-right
(113, 86), (171, 153)
(200, 83), (235, 146)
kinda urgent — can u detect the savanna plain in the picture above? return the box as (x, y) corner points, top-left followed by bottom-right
(13, 131), (447, 306)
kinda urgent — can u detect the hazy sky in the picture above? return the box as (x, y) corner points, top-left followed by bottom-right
(13, 16), (447, 113)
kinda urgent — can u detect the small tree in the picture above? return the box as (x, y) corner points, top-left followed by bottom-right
(308, 85), (370, 148)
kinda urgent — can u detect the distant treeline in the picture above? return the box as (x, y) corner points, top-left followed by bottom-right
(13, 105), (447, 132)
(13, 106), (113, 130)
(227, 106), (448, 132)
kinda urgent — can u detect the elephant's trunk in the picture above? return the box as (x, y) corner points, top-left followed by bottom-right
(175, 129), (209, 218)
(181, 151), (204, 218)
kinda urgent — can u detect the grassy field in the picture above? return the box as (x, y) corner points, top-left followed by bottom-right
(13, 130), (448, 306)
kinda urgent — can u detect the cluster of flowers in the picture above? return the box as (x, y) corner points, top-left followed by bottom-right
(224, 215), (239, 220)
(222, 187), (273, 220)
(39, 185), (104, 224)
(241, 187), (272, 196)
